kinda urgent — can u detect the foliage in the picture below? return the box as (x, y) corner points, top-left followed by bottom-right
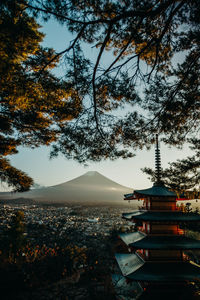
(0, 241), (87, 289)
(175, 205), (200, 233)
(0, 210), (116, 298)
(25, 0), (200, 144)
(1, 1), (200, 190)
(3, 211), (27, 254)
(0, 0), (81, 191)
(0, 158), (33, 192)
(0, 211), (86, 290)
(186, 229), (200, 240)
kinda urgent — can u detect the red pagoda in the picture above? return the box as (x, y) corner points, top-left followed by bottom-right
(114, 136), (200, 299)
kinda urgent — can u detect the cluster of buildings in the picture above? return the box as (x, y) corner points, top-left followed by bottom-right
(0, 203), (134, 248)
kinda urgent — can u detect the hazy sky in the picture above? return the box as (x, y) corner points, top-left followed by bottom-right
(2, 18), (193, 191)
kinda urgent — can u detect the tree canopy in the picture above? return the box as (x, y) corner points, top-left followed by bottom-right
(0, 0), (82, 191)
(0, 0), (199, 192)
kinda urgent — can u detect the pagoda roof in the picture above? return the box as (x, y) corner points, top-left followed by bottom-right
(122, 211), (142, 219)
(122, 210), (200, 222)
(127, 261), (200, 282)
(119, 232), (200, 250)
(115, 253), (200, 282)
(134, 184), (176, 197)
(124, 193), (137, 200)
(115, 253), (144, 276)
(119, 231), (145, 245)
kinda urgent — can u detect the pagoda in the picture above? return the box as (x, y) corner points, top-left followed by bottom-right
(114, 136), (200, 299)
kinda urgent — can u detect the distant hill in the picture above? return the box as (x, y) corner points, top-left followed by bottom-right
(0, 171), (133, 206)
(0, 197), (36, 205)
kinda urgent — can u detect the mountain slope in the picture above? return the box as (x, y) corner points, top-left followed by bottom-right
(54, 171), (129, 189)
(0, 171), (133, 205)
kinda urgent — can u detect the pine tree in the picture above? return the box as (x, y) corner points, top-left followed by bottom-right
(7, 211), (26, 254)
(0, 0), (82, 191)
(25, 1), (199, 144)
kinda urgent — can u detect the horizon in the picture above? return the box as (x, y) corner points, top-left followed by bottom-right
(4, 140), (192, 192)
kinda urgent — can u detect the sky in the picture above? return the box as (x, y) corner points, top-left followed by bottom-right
(1, 17), (193, 191)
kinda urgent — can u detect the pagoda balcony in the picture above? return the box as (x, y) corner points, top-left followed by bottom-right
(138, 206), (191, 212)
(137, 255), (190, 262)
(141, 228), (185, 235)
(136, 250), (191, 262)
(138, 228), (185, 235)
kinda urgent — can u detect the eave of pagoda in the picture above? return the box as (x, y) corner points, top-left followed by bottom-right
(124, 192), (198, 201)
(115, 253), (144, 276)
(115, 253), (200, 282)
(119, 232), (200, 250)
(127, 261), (200, 282)
(134, 184), (176, 197)
(124, 190), (199, 201)
(119, 231), (146, 246)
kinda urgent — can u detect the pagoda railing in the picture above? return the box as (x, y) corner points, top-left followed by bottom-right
(138, 228), (185, 235)
(138, 206), (185, 211)
(145, 256), (190, 262)
(136, 251), (190, 262)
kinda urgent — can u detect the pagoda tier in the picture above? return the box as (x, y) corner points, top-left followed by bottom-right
(122, 211), (200, 222)
(124, 190), (200, 201)
(115, 253), (200, 282)
(119, 232), (200, 250)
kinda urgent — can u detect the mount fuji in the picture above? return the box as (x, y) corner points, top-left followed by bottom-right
(0, 171), (133, 206)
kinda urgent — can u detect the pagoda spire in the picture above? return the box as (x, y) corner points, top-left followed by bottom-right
(154, 134), (162, 185)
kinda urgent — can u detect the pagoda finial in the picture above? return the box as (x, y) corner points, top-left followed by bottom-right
(154, 134), (162, 185)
